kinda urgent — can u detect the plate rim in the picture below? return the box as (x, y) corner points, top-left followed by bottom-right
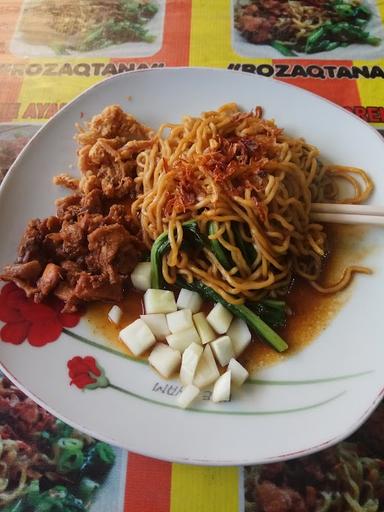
(1, 358), (383, 466)
(2, 66), (384, 194)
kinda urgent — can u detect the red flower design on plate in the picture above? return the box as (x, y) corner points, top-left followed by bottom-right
(67, 356), (109, 390)
(0, 282), (83, 347)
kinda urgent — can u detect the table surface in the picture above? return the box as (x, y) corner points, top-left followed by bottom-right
(0, 1), (383, 511)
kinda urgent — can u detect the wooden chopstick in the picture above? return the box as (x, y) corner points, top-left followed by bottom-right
(311, 212), (384, 226)
(310, 203), (384, 226)
(312, 203), (384, 216)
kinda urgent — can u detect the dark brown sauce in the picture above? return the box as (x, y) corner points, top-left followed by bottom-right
(86, 225), (371, 372)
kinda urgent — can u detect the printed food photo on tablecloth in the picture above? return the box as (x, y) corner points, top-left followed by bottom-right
(0, 373), (127, 512)
(10, 0), (166, 58)
(0, 124), (39, 182)
(0, 0), (383, 509)
(232, 0), (384, 59)
(244, 400), (384, 511)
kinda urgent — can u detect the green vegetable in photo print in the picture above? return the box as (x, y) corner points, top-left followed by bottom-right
(0, 377), (116, 511)
(19, 0), (160, 55)
(235, 0), (381, 56)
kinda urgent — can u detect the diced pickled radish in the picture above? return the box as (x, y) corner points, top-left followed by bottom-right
(180, 342), (203, 385)
(210, 335), (234, 367)
(212, 371), (231, 402)
(108, 305), (122, 325)
(166, 325), (201, 352)
(177, 384), (200, 409)
(228, 358), (249, 387)
(193, 312), (216, 344)
(140, 314), (170, 340)
(167, 309), (193, 334)
(144, 289), (177, 314)
(119, 319), (155, 356)
(206, 303), (233, 334)
(176, 289), (203, 314)
(193, 345), (220, 388)
(227, 318), (252, 356)
(148, 343), (181, 378)
(131, 262), (152, 291)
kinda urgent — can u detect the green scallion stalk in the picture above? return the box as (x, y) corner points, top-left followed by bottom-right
(177, 278), (288, 353)
(208, 221), (232, 269)
(150, 220), (205, 289)
(150, 223), (288, 352)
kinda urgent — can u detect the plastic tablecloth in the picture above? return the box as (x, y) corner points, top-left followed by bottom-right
(0, 1), (383, 511)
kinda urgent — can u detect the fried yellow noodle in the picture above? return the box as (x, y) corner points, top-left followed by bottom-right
(287, 1), (327, 42)
(131, 103), (372, 305)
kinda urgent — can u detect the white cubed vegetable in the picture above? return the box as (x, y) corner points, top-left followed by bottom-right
(176, 289), (203, 314)
(193, 312), (216, 344)
(119, 319), (155, 356)
(140, 314), (170, 340)
(210, 335), (234, 367)
(131, 262), (152, 291)
(144, 289), (177, 314)
(211, 371), (231, 403)
(148, 343), (181, 378)
(227, 318), (252, 356)
(166, 325), (201, 352)
(193, 345), (220, 388)
(228, 358), (249, 387)
(206, 303), (233, 334)
(167, 309), (193, 334)
(180, 342), (203, 385)
(177, 384), (200, 409)
(108, 305), (123, 325)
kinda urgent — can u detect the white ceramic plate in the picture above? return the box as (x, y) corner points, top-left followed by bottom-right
(0, 68), (383, 466)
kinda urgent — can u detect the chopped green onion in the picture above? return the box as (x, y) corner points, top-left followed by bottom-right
(95, 442), (115, 465)
(81, 442), (116, 478)
(57, 449), (84, 474)
(77, 477), (100, 503)
(57, 438), (84, 452)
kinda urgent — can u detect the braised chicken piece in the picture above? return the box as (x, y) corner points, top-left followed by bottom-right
(1, 106), (150, 311)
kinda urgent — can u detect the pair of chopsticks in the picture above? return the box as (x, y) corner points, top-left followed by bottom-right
(311, 203), (384, 226)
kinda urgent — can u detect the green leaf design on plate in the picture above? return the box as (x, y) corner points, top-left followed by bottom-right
(108, 384), (346, 415)
(62, 329), (365, 415)
(248, 370), (374, 385)
(63, 328), (148, 365)
(64, 328), (372, 385)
